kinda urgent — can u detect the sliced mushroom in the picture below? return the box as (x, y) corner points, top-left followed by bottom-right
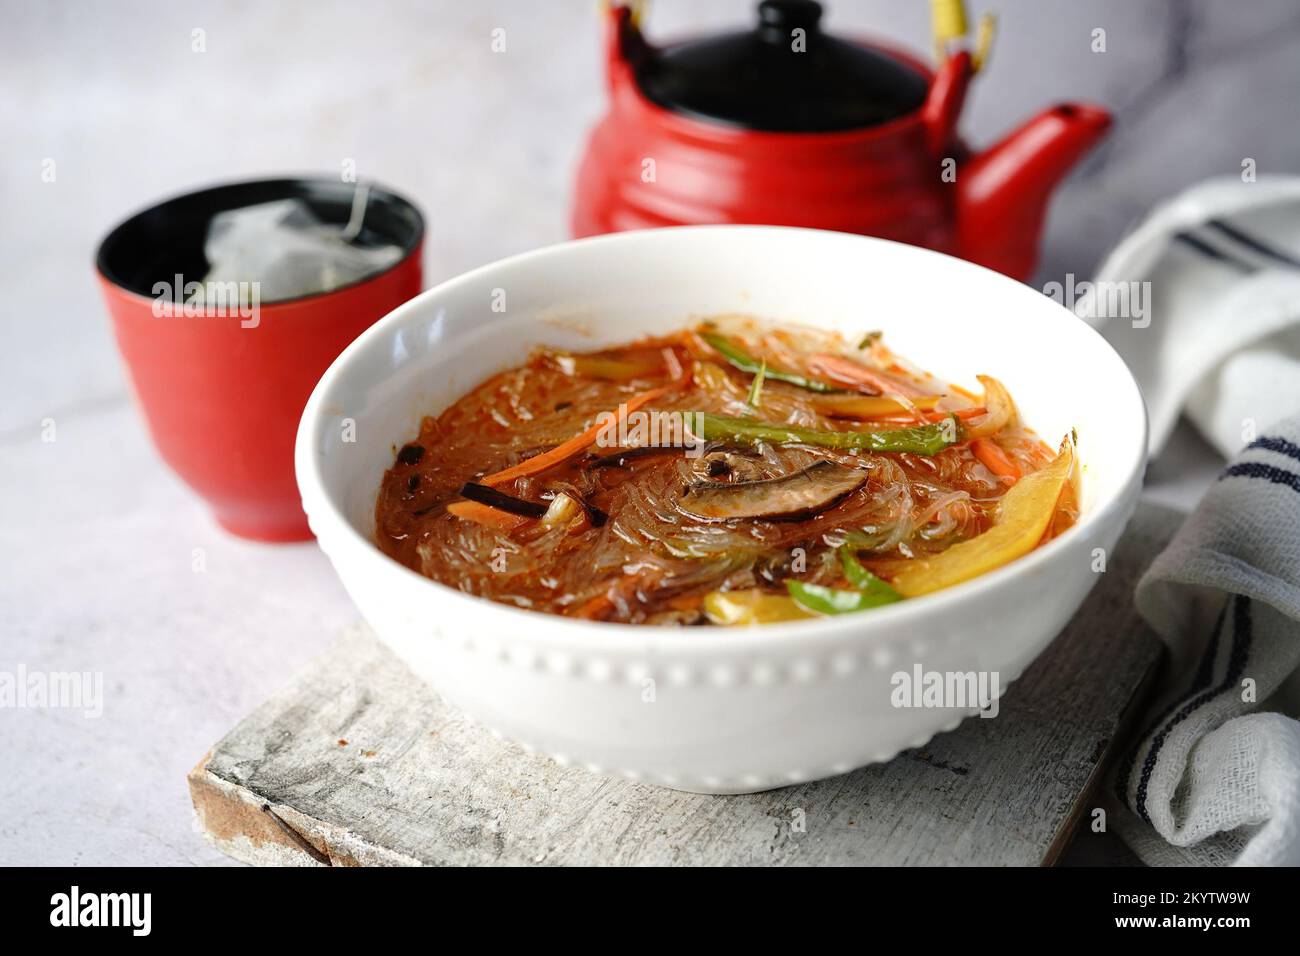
(588, 446), (680, 469)
(677, 460), (867, 522)
(689, 448), (767, 483)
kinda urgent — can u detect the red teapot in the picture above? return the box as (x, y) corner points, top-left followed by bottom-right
(572, 0), (1110, 280)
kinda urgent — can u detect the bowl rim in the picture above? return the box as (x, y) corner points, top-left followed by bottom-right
(296, 224), (1149, 654)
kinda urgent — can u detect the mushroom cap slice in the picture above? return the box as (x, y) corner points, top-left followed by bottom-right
(677, 460), (867, 522)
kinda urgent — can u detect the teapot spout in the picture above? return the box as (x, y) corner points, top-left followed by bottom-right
(957, 103), (1110, 279)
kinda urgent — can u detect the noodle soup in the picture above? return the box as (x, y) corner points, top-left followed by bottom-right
(376, 316), (1077, 625)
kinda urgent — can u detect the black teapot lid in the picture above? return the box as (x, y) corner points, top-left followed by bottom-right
(632, 0), (929, 132)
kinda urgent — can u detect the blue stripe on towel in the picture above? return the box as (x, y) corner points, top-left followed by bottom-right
(1219, 461), (1300, 494)
(1172, 232), (1255, 273)
(1206, 219), (1300, 270)
(1245, 435), (1300, 465)
(1114, 602), (1227, 810)
(1135, 595), (1253, 825)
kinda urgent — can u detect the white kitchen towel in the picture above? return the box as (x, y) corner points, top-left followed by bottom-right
(1110, 413), (1300, 866)
(1078, 176), (1300, 459)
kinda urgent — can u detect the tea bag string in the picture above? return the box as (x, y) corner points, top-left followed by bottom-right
(341, 182), (371, 243)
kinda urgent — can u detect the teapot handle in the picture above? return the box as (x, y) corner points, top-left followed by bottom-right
(601, 2), (651, 94)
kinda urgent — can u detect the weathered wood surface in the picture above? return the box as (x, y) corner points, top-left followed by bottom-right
(189, 503), (1179, 866)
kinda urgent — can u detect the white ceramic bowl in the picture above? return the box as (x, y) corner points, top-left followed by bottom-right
(296, 226), (1147, 794)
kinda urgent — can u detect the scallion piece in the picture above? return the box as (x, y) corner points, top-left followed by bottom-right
(701, 333), (836, 393)
(746, 359), (767, 408)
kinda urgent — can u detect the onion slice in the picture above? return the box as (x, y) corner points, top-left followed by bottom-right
(961, 375), (1017, 439)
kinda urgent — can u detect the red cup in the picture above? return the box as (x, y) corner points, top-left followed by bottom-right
(96, 178), (423, 541)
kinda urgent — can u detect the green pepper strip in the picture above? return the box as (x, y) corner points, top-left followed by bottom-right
(694, 412), (957, 456)
(786, 580), (897, 615)
(783, 548), (902, 616)
(701, 333), (836, 393)
(838, 547), (902, 604)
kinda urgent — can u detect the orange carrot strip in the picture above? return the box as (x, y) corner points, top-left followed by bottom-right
(572, 571), (655, 620)
(807, 353), (926, 397)
(971, 438), (1021, 481)
(446, 500), (530, 530)
(482, 386), (671, 487)
(937, 406), (987, 422)
(572, 592), (616, 620)
(874, 406), (987, 424)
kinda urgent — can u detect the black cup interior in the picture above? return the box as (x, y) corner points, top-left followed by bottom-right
(95, 178), (425, 304)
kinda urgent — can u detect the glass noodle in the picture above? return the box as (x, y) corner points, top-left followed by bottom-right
(375, 316), (1077, 625)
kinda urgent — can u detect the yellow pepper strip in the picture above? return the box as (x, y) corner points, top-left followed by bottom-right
(703, 589), (816, 625)
(811, 394), (943, 419)
(551, 349), (664, 381)
(889, 434), (1076, 597)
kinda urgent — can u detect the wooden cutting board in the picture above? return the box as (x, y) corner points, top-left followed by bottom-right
(189, 503), (1176, 866)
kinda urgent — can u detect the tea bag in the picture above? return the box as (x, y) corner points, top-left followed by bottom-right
(197, 185), (403, 304)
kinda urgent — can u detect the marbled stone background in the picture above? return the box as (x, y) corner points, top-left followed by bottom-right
(6, 0), (1300, 427)
(2, 0), (1297, 865)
